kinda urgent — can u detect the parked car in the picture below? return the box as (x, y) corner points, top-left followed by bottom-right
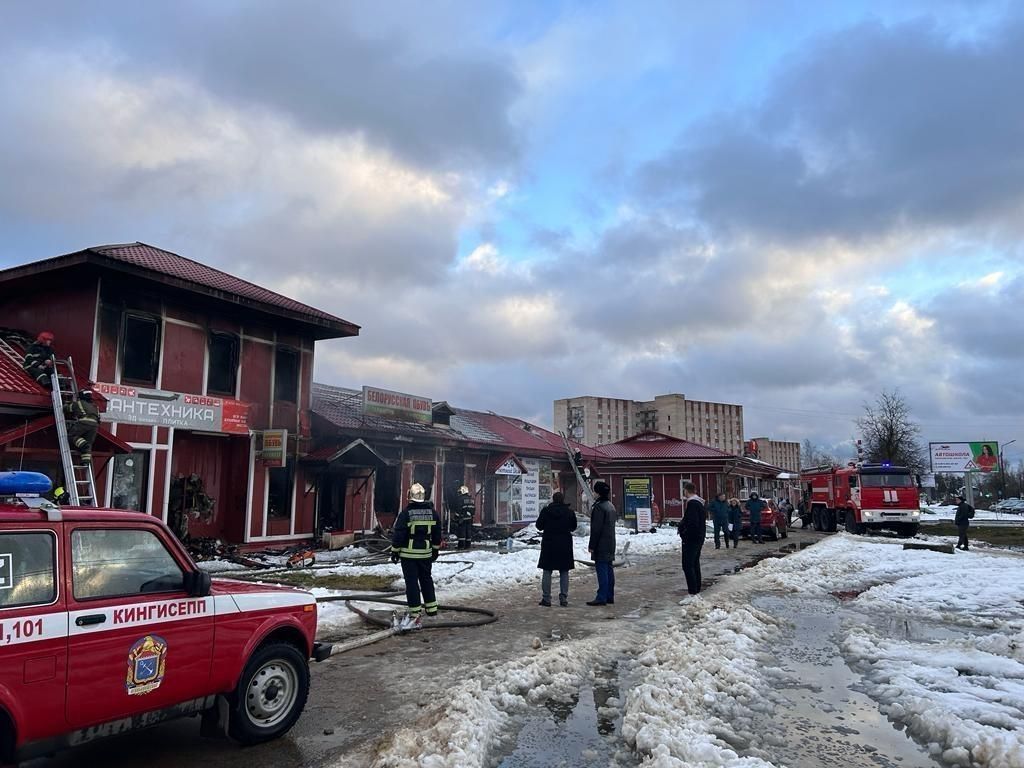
(0, 471), (332, 764)
(740, 497), (788, 540)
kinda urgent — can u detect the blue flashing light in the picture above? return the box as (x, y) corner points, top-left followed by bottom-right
(881, 462), (891, 467)
(0, 471), (53, 496)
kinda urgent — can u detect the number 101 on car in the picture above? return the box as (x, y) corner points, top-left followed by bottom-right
(1, 618), (44, 644)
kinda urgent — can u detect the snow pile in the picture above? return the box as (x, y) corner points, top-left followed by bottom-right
(620, 598), (784, 767)
(369, 640), (605, 768)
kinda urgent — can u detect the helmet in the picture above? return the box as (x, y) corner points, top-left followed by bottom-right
(78, 389), (94, 401)
(458, 485), (469, 495)
(36, 331), (54, 344)
(408, 483), (427, 502)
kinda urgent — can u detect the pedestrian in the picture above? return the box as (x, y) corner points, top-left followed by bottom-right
(390, 482), (441, 630)
(954, 493), (974, 550)
(679, 482), (706, 597)
(65, 389), (100, 463)
(452, 484), (476, 550)
(747, 492), (766, 543)
(22, 331), (56, 389)
(709, 491), (731, 549)
(535, 491), (578, 606)
(728, 497), (742, 547)
(587, 480), (616, 606)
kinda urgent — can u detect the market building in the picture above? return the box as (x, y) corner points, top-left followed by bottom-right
(0, 242), (358, 545)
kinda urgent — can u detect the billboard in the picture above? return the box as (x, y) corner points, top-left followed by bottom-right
(362, 386), (432, 424)
(929, 442), (1000, 473)
(96, 383), (250, 434)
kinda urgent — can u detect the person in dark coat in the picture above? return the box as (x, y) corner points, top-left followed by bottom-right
(678, 482), (706, 597)
(709, 492), (731, 549)
(22, 331), (56, 389)
(536, 491), (578, 606)
(390, 483), (442, 630)
(747, 492), (766, 543)
(728, 497), (743, 547)
(953, 493), (974, 550)
(587, 480), (617, 606)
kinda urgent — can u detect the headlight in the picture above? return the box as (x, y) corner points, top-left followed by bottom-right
(911, 510), (920, 518)
(862, 510), (874, 519)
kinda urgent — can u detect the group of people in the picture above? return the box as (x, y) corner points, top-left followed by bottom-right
(22, 330), (101, 465)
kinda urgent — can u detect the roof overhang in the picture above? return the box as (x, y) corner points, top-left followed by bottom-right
(306, 438), (391, 469)
(0, 415), (133, 453)
(488, 452), (528, 476)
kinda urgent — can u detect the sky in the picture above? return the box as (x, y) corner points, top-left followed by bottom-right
(2, 1), (1023, 461)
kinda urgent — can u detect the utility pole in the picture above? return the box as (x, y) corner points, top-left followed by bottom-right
(1001, 439), (1017, 499)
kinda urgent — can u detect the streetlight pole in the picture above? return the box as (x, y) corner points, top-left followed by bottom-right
(1001, 439), (1017, 500)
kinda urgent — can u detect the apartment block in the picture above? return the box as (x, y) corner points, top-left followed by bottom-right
(748, 437), (801, 473)
(553, 393), (744, 454)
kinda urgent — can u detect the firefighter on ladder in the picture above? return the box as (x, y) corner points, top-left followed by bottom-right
(66, 389), (100, 464)
(453, 484), (475, 550)
(22, 331), (56, 389)
(390, 483), (441, 630)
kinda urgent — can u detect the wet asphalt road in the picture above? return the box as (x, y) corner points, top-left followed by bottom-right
(25, 528), (909, 768)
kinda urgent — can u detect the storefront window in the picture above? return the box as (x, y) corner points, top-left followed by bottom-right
(111, 451), (150, 513)
(267, 465), (294, 519)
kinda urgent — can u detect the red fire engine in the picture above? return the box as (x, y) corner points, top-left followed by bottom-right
(798, 462), (922, 537)
(0, 471), (331, 764)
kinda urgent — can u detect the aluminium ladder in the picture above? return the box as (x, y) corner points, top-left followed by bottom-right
(49, 357), (98, 506)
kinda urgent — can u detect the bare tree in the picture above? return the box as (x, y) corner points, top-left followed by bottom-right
(800, 439), (839, 469)
(855, 390), (926, 471)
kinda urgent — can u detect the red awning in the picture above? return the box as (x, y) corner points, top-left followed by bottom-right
(0, 414), (133, 453)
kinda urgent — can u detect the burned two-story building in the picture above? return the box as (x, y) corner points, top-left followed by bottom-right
(0, 242), (358, 545)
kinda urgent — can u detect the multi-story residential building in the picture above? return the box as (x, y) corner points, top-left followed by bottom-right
(746, 437), (801, 473)
(554, 393), (744, 454)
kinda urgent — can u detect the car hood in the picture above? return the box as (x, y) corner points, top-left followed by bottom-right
(210, 578), (313, 598)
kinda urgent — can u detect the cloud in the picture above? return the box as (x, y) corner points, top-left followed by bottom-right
(639, 18), (1024, 244)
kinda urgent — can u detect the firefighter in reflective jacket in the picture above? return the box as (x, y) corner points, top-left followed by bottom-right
(391, 483), (441, 627)
(22, 331), (56, 388)
(453, 485), (475, 550)
(66, 389), (100, 463)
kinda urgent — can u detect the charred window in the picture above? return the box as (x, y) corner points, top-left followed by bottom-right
(413, 464), (435, 501)
(274, 347), (299, 403)
(122, 313), (161, 384)
(267, 465), (294, 519)
(374, 464), (400, 517)
(207, 332), (239, 396)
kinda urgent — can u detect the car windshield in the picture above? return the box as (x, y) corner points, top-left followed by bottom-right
(860, 474), (914, 488)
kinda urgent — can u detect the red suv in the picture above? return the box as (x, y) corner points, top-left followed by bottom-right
(740, 497), (789, 541)
(0, 471), (331, 764)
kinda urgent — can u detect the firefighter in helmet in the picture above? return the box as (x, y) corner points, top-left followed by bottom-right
(391, 482), (441, 629)
(66, 389), (100, 464)
(22, 331), (56, 389)
(452, 484), (476, 550)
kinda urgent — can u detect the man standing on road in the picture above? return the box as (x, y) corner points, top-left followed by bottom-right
(747, 492), (766, 544)
(954, 493), (974, 551)
(679, 482), (706, 598)
(709, 491), (731, 549)
(587, 480), (617, 606)
(391, 483), (441, 629)
(728, 497), (743, 547)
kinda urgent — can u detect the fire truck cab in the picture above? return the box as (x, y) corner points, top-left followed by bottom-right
(0, 471), (332, 765)
(799, 462), (921, 537)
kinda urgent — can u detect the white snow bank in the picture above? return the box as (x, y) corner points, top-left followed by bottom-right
(621, 598), (784, 767)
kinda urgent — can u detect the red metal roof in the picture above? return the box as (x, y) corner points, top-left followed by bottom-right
(0, 243), (359, 338)
(596, 431), (735, 460)
(0, 353), (51, 408)
(453, 410), (594, 458)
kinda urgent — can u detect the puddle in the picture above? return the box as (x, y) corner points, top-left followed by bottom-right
(754, 595), (940, 767)
(495, 664), (634, 768)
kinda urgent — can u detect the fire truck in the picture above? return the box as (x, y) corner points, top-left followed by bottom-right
(798, 462), (922, 537)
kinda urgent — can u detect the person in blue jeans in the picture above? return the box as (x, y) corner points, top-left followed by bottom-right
(747, 492), (766, 543)
(587, 481), (617, 606)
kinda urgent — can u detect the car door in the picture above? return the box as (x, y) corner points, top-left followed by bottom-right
(0, 523), (68, 746)
(64, 523), (214, 729)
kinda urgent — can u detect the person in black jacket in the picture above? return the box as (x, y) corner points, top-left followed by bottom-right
(953, 493), (974, 550)
(536, 491), (578, 606)
(679, 482), (706, 597)
(450, 485), (476, 550)
(587, 481), (617, 606)
(66, 390), (100, 463)
(22, 331), (56, 389)
(391, 483), (442, 629)
(709, 492), (731, 549)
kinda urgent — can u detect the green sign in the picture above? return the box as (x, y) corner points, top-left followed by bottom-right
(623, 477), (652, 531)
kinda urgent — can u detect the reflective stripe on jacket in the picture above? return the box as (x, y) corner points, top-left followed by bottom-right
(392, 502), (441, 559)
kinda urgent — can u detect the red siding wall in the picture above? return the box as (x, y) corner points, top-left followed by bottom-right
(240, 339), (272, 429)
(0, 278), (98, 376)
(160, 322), (205, 393)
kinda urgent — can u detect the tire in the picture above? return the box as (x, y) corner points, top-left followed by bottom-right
(812, 508), (822, 532)
(770, 524), (780, 541)
(826, 509), (838, 533)
(895, 523), (919, 538)
(844, 510), (856, 534)
(229, 642), (310, 745)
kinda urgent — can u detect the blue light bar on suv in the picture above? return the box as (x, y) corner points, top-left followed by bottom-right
(0, 471), (53, 496)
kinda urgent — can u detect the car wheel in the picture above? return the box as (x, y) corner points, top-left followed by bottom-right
(811, 508), (822, 531)
(229, 642), (310, 745)
(780, 525), (788, 539)
(770, 524), (779, 541)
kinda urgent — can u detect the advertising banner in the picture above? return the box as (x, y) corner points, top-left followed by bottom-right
(96, 383), (250, 435)
(929, 442), (1000, 473)
(362, 386), (432, 424)
(260, 429), (288, 467)
(623, 477), (652, 529)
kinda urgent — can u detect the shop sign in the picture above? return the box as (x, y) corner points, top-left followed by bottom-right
(514, 458), (552, 523)
(929, 442), (999, 473)
(96, 383), (250, 434)
(261, 429), (288, 467)
(494, 458), (522, 476)
(362, 386), (432, 424)
(623, 477), (652, 530)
